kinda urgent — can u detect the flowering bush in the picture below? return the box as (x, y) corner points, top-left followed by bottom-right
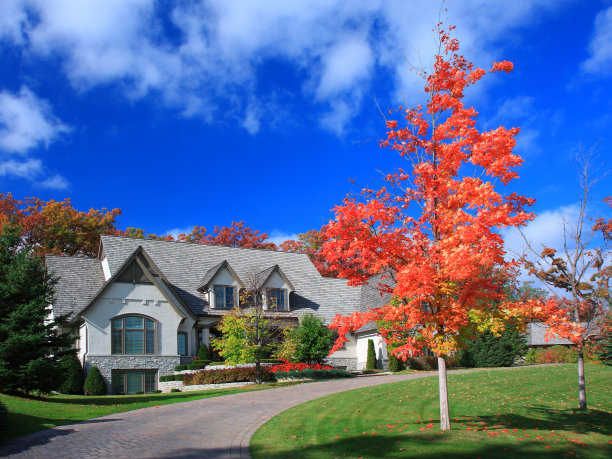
(269, 360), (334, 373)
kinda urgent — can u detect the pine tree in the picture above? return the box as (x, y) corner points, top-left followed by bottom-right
(0, 225), (73, 394)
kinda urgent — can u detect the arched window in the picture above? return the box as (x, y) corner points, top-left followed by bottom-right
(111, 315), (156, 354)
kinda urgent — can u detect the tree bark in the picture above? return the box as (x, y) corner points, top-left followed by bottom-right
(577, 347), (587, 409)
(438, 356), (451, 430)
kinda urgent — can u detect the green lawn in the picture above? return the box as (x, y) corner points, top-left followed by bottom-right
(0, 381), (299, 442)
(251, 365), (611, 458)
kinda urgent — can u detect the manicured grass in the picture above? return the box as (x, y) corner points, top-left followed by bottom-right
(251, 365), (611, 458)
(0, 381), (300, 442)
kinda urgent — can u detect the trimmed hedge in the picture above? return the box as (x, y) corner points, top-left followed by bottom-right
(274, 369), (352, 380)
(525, 346), (578, 364)
(174, 361), (211, 371)
(407, 356), (459, 371)
(159, 374), (184, 382)
(183, 366), (275, 385)
(58, 353), (85, 395)
(366, 339), (377, 370)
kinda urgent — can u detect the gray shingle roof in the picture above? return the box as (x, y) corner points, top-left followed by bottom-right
(354, 272), (395, 333)
(49, 235), (362, 323)
(45, 255), (105, 320)
(527, 322), (575, 346)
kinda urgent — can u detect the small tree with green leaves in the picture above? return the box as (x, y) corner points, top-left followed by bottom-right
(0, 224), (73, 394)
(210, 271), (283, 383)
(83, 366), (106, 395)
(366, 339), (377, 370)
(274, 326), (300, 363)
(58, 353), (84, 394)
(295, 313), (333, 364)
(459, 324), (527, 368)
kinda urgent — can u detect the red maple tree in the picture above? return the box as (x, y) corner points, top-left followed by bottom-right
(177, 221), (277, 250)
(321, 25), (552, 430)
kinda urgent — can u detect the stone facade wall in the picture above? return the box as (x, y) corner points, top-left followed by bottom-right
(84, 355), (181, 393)
(325, 357), (358, 371)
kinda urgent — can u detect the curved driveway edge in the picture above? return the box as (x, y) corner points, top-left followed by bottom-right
(1, 369), (501, 458)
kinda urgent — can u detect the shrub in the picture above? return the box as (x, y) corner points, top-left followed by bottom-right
(183, 366), (275, 385)
(153, 389), (162, 393)
(269, 361), (334, 372)
(388, 353), (405, 372)
(459, 324), (527, 368)
(407, 357), (429, 371)
(57, 353), (84, 395)
(523, 346), (578, 364)
(187, 361), (210, 370)
(159, 375), (184, 382)
(83, 366), (106, 395)
(170, 388), (181, 392)
(366, 339), (377, 370)
(135, 391), (144, 395)
(294, 313), (333, 364)
(174, 364), (188, 371)
(274, 369), (352, 380)
(197, 343), (212, 361)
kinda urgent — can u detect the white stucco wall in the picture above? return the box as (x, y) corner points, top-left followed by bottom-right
(329, 332), (357, 359)
(82, 282), (187, 356)
(78, 323), (87, 362)
(101, 256), (111, 281)
(356, 333), (386, 370)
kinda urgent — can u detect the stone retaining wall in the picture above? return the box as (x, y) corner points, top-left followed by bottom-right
(159, 380), (256, 393)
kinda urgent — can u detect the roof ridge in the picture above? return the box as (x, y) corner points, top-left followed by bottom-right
(101, 234), (310, 256)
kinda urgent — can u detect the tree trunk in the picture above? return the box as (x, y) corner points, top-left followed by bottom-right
(438, 356), (451, 430)
(577, 347), (587, 410)
(255, 357), (261, 385)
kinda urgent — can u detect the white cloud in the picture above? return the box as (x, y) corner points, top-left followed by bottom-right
(0, 158), (43, 178)
(267, 230), (299, 246)
(0, 86), (70, 153)
(0, 0), (573, 135)
(581, 6), (612, 76)
(0, 85), (70, 186)
(38, 174), (69, 189)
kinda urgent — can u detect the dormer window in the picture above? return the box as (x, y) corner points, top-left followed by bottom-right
(214, 285), (235, 309)
(267, 288), (287, 311)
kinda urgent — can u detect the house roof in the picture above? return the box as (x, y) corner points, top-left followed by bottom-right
(527, 322), (577, 346)
(49, 235), (362, 323)
(45, 255), (106, 320)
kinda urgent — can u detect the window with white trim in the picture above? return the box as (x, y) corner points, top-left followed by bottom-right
(267, 288), (286, 311)
(214, 285), (235, 308)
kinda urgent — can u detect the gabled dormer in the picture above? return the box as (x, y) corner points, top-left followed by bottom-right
(198, 260), (244, 310)
(256, 265), (295, 312)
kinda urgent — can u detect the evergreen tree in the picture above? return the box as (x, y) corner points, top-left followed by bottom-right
(58, 353), (85, 394)
(366, 339), (377, 370)
(459, 324), (527, 368)
(83, 366), (106, 395)
(0, 225), (73, 393)
(295, 313), (333, 364)
(196, 343), (212, 361)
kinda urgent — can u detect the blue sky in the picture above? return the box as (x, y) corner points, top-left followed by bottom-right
(0, 0), (610, 250)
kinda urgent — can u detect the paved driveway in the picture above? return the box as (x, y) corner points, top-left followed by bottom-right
(1, 371), (464, 458)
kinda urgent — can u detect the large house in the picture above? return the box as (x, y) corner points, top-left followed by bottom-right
(47, 235), (388, 394)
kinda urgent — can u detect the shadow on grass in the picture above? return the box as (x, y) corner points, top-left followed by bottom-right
(456, 406), (611, 436)
(249, 432), (602, 459)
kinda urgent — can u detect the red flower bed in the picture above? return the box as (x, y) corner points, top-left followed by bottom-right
(269, 360), (334, 373)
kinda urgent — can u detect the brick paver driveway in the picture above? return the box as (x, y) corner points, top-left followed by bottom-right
(1, 371), (462, 458)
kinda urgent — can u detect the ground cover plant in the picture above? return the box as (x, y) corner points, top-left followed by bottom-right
(0, 381), (301, 442)
(250, 364), (611, 458)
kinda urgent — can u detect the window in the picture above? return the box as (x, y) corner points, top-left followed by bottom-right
(267, 288), (286, 311)
(116, 259), (153, 284)
(112, 370), (157, 394)
(177, 332), (187, 356)
(214, 285), (235, 308)
(111, 316), (156, 354)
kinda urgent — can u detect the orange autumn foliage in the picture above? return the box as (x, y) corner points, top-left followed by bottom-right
(321, 25), (560, 359)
